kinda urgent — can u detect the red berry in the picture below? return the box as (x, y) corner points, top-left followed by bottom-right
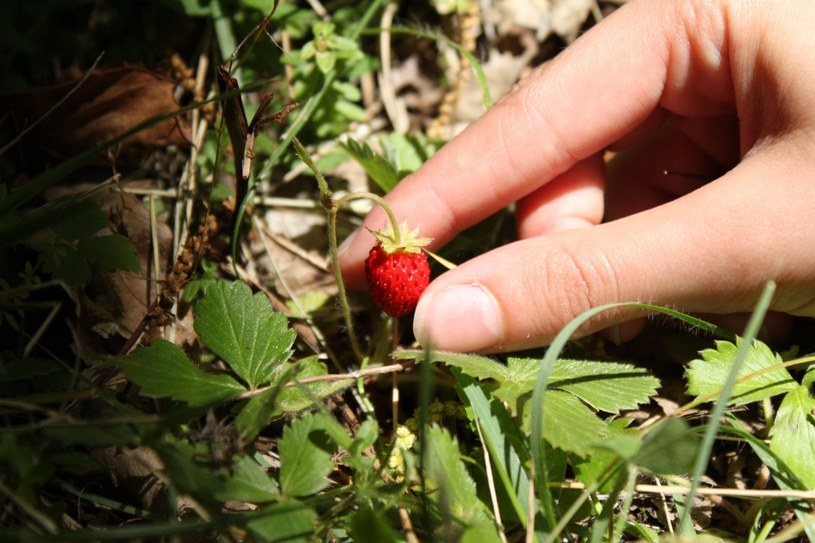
(365, 244), (430, 317)
(361, 221), (432, 317)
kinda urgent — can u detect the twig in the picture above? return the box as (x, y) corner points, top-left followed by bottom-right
(553, 481), (815, 501)
(236, 359), (415, 400)
(398, 506), (420, 543)
(378, 2), (409, 134)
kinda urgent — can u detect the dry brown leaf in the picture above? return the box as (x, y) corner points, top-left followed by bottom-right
(551, 0), (593, 42)
(75, 188), (175, 361)
(487, 0), (553, 39)
(4, 66), (191, 165)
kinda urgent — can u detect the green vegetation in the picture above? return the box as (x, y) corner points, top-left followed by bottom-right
(1, 1), (814, 541)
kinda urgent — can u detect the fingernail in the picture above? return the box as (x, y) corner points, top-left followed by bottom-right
(414, 283), (503, 352)
(337, 228), (359, 260)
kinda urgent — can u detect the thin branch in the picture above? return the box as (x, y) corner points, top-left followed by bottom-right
(236, 359), (415, 400)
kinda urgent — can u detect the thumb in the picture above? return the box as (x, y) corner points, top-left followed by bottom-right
(413, 145), (815, 353)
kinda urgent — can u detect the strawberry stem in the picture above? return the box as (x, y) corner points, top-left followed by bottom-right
(334, 191), (402, 245)
(291, 138), (364, 362)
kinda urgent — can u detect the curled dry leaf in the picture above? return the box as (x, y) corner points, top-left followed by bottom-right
(4, 66), (191, 165)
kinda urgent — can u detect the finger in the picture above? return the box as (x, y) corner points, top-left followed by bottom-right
(339, 0), (734, 287)
(413, 140), (815, 353)
(605, 118), (725, 220)
(516, 153), (605, 238)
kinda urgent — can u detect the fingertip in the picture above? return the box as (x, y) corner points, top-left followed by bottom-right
(516, 154), (606, 239)
(413, 282), (505, 352)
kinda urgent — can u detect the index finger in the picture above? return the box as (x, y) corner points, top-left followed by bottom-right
(338, 0), (732, 287)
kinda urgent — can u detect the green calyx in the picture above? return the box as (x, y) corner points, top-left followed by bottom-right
(370, 221), (431, 254)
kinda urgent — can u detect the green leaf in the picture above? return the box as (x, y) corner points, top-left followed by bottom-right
(0, 357), (65, 384)
(393, 350), (505, 381)
(47, 246), (91, 287)
(632, 417), (698, 475)
(769, 382), (815, 488)
(573, 418), (633, 492)
(524, 390), (610, 456)
(113, 340), (245, 405)
(6, 197), (106, 250)
(213, 455), (279, 503)
(77, 234), (141, 274)
(247, 500), (316, 543)
(423, 425), (496, 536)
(721, 419), (815, 541)
(195, 280), (296, 389)
(340, 138), (400, 192)
(451, 369), (532, 528)
(173, 0), (211, 16)
(274, 356), (353, 415)
(235, 384), (288, 442)
(548, 359), (660, 413)
(315, 50), (336, 73)
(687, 338), (797, 405)
(378, 131), (438, 175)
(349, 506), (402, 543)
(49, 198), (109, 240)
(278, 413), (335, 497)
(399, 351), (658, 415)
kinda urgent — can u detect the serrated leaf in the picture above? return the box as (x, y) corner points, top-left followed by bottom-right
(274, 356), (352, 414)
(632, 417), (698, 475)
(769, 383), (815, 488)
(489, 357), (538, 405)
(78, 234), (141, 273)
(49, 197), (109, 240)
(114, 340), (245, 405)
(154, 441), (225, 496)
(235, 383), (288, 442)
(574, 418), (635, 492)
(548, 359), (660, 413)
(213, 455), (279, 503)
(423, 425), (494, 534)
(278, 413), (335, 497)
(48, 247), (91, 287)
(687, 338), (797, 405)
(378, 132), (436, 175)
(340, 139), (400, 192)
(195, 280), (296, 389)
(247, 500), (316, 543)
(400, 351), (658, 414)
(393, 350), (506, 381)
(497, 358), (659, 413)
(349, 505), (402, 543)
(523, 390), (610, 456)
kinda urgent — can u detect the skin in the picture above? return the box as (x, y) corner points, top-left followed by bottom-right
(338, 0), (815, 353)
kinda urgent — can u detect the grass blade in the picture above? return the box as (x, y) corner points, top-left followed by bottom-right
(451, 367), (536, 538)
(676, 281), (776, 534)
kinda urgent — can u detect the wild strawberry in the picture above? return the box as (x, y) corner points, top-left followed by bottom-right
(364, 222), (431, 317)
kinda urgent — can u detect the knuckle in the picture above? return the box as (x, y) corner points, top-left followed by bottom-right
(525, 245), (620, 326)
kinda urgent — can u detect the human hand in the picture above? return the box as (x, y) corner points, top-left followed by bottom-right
(338, 0), (815, 353)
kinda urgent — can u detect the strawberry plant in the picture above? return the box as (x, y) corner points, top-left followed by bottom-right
(1, 1), (814, 542)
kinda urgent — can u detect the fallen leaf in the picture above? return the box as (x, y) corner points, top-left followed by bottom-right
(4, 66), (191, 165)
(75, 188), (176, 360)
